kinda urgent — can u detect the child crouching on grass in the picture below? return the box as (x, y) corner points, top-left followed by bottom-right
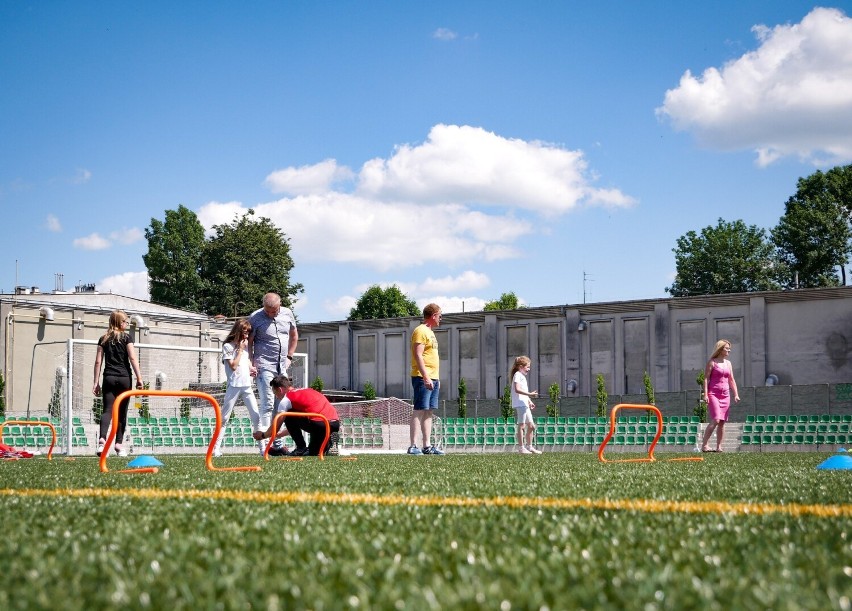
(511, 356), (540, 454)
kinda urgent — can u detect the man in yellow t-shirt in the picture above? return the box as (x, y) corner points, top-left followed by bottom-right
(409, 303), (444, 455)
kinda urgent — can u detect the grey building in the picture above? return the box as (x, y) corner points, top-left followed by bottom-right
(295, 286), (852, 402)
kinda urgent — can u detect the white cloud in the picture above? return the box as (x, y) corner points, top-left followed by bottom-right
(357, 124), (634, 214)
(264, 159), (354, 195)
(45, 214), (62, 232)
(197, 125), (633, 274)
(417, 295), (487, 314)
(98, 271), (149, 299)
(419, 271), (490, 294)
(322, 295), (357, 319)
(433, 28), (458, 41)
(72, 168), (92, 184)
(657, 7), (852, 166)
(73, 233), (111, 250)
(322, 272), (492, 319)
(109, 227), (144, 245)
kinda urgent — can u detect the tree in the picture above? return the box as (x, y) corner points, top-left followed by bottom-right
(483, 292), (523, 311)
(348, 285), (419, 320)
(772, 165), (852, 288)
(200, 210), (303, 316)
(457, 377), (467, 419)
(144, 205), (207, 311)
(666, 218), (781, 297)
(595, 374), (608, 418)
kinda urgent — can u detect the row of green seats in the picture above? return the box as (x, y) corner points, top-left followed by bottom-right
(741, 433), (849, 445)
(745, 414), (852, 424)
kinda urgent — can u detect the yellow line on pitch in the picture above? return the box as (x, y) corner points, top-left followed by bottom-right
(1, 487), (850, 518)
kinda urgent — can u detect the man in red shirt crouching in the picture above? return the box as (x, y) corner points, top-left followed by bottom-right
(253, 374), (341, 456)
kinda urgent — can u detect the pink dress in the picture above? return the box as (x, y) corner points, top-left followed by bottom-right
(706, 360), (732, 422)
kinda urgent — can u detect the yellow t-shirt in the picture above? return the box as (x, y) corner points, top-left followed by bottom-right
(410, 323), (439, 379)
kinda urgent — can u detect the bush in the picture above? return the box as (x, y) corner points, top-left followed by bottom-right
(457, 378), (467, 419)
(363, 381), (376, 400)
(310, 376), (324, 392)
(695, 371), (708, 423)
(500, 385), (513, 421)
(546, 383), (560, 418)
(643, 370), (655, 418)
(0, 373), (5, 417)
(595, 374), (608, 419)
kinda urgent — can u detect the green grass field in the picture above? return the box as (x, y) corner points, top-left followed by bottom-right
(1, 451), (850, 610)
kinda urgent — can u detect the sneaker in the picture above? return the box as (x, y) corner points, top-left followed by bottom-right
(407, 445), (423, 455)
(527, 446), (542, 454)
(518, 446), (532, 454)
(115, 444), (128, 458)
(96, 438), (106, 457)
(422, 445), (444, 455)
(213, 449), (223, 458)
(267, 446), (291, 457)
(290, 447), (310, 457)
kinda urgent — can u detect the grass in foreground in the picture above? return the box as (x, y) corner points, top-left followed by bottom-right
(0, 452), (850, 610)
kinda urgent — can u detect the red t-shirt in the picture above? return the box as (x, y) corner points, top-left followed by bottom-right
(286, 388), (339, 422)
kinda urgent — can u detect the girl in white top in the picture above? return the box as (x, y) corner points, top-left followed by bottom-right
(215, 318), (263, 457)
(510, 356), (540, 454)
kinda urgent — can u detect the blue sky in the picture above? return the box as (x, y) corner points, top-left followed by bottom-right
(2, 1), (851, 322)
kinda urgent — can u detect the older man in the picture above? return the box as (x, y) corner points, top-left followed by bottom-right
(248, 292), (298, 454)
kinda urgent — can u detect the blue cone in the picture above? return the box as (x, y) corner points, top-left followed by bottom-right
(127, 455), (164, 468)
(816, 453), (852, 470)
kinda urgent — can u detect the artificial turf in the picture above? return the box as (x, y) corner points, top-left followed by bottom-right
(0, 452), (849, 610)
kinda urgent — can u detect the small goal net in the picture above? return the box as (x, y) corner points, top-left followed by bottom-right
(333, 397), (444, 452)
(60, 339), (307, 456)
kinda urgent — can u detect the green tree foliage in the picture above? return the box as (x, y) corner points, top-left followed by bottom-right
(201, 210), (303, 316)
(144, 205), (207, 311)
(500, 385), (513, 421)
(48, 369), (62, 419)
(348, 285), (419, 320)
(0, 372), (6, 417)
(363, 381), (376, 400)
(595, 374), (608, 419)
(483, 292), (523, 311)
(772, 165), (852, 288)
(92, 396), (103, 425)
(457, 377), (467, 419)
(546, 383), (560, 418)
(695, 371), (707, 423)
(310, 376), (324, 392)
(666, 218), (781, 297)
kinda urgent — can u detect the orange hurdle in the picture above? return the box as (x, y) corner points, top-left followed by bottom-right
(598, 403), (703, 463)
(99, 389), (262, 474)
(0, 420), (57, 460)
(263, 411), (330, 461)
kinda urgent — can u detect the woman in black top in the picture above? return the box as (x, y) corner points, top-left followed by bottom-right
(92, 310), (144, 456)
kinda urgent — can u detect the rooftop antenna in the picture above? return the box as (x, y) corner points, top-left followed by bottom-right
(583, 271), (594, 304)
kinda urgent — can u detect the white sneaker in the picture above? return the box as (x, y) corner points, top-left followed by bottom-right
(518, 446), (532, 454)
(527, 446), (542, 454)
(115, 444), (128, 457)
(213, 449), (223, 458)
(96, 438), (106, 457)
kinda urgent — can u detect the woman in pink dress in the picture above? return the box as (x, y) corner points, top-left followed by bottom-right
(700, 339), (740, 452)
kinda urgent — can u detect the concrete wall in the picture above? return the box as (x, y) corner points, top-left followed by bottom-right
(297, 287), (852, 401)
